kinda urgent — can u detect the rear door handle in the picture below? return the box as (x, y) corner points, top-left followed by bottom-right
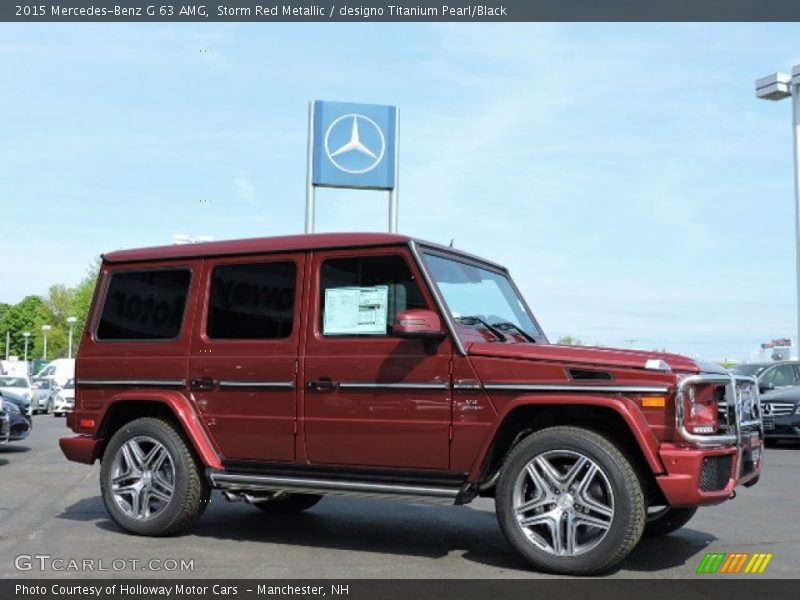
(190, 377), (217, 391)
(307, 378), (339, 391)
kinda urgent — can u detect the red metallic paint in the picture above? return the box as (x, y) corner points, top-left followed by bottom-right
(302, 247), (453, 470)
(104, 233), (414, 264)
(656, 442), (761, 506)
(61, 233), (761, 512)
(99, 390), (223, 470)
(469, 342), (701, 374)
(464, 391), (666, 480)
(59, 434), (105, 464)
(188, 253), (305, 462)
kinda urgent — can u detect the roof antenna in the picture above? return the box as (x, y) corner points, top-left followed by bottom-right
(449, 238), (454, 247)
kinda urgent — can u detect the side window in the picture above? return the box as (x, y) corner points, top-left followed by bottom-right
(206, 262), (297, 340)
(97, 269), (191, 341)
(763, 364), (795, 388)
(320, 255), (427, 337)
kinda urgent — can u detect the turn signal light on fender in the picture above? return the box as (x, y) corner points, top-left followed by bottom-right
(641, 396), (667, 408)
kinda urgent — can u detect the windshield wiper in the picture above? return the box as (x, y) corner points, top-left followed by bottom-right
(491, 321), (537, 343)
(455, 316), (507, 341)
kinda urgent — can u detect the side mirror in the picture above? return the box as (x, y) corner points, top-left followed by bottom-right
(393, 309), (446, 339)
(760, 382), (775, 393)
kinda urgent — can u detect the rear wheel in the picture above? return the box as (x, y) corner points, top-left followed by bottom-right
(496, 426), (645, 575)
(100, 417), (209, 536)
(252, 493), (322, 513)
(643, 506), (697, 537)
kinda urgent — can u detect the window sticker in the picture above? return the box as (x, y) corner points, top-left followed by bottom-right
(324, 286), (389, 335)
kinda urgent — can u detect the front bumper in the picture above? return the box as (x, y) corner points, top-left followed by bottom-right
(1, 412), (10, 443)
(53, 399), (74, 414)
(762, 413), (800, 439)
(656, 373), (763, 507)
(656, 436), (761, 506)
(59, 435), (105, 464)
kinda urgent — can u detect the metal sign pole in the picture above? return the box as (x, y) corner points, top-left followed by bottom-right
(792, 82), (800, 359)
(388, 107), (400, 233)
(305, 101), (316, 233)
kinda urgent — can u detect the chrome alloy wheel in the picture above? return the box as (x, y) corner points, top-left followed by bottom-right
(513, 450), (615, 556)
(110, 435), (175, 521)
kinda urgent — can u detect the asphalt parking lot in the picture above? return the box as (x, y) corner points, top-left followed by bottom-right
(1, 415), (798, 579)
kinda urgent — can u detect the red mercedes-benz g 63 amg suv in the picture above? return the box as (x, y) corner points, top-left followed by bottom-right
(60, 233), (763, 574)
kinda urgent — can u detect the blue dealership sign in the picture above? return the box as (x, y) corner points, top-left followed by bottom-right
(311, 100), (397, 190)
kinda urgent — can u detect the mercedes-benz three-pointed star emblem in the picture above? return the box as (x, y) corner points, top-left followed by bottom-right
(324, 113), (386, 174)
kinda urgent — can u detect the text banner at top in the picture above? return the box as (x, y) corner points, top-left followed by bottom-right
(5, 1), (800, 22)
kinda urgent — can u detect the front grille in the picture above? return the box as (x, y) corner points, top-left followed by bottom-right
(700, 455), (733, 492)
(761, 401), (795, 417)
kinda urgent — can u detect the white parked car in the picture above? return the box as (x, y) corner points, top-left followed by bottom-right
(52, 379), (75, 417)
(0, 375), (33, 404)
(35, 359), (75, 388)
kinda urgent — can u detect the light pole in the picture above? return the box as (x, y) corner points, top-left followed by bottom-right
(41, 324), (51, 360)
(22, 332), (31, 362)
(756, 68), (800, 358)
(66, 316), (77, 359)
(4, 331), (8, 360)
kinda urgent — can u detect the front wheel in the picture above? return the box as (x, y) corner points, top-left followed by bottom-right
(644, 506), (697, 537)
(496, 426), (645, 575)
(100, 417), (209, 536)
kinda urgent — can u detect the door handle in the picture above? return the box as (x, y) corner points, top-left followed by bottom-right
(307, 377), (339, 391)
(190, 377), (217, 391)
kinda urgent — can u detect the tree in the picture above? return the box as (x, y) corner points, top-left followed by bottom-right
(557, 335), (583, 346)
(0, 258), (100, 361)
(0, 296), (50, 359)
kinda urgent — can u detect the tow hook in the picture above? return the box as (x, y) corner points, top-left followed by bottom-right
(730, 490), (736, 500)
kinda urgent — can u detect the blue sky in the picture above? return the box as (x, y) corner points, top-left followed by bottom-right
(1, 23), (799, 361)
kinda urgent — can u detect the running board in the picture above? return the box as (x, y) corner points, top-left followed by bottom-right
(208, 470), (466, 504)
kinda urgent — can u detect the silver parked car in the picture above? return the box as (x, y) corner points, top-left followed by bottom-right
(31, 377), (57, 414)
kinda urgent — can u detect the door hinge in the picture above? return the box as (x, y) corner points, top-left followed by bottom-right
(294, 359), (299, 374)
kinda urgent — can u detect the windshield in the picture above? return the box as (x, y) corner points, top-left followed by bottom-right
(0, 377), (28, 387)
(423, 252), (541, 343)
(729, 364), (767, 377)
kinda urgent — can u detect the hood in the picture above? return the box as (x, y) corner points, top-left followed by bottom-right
(468, 342), (704, 373)
(0, 389), (31, 409)
(761, 388), (800, 403)
(0, 386), (30, 400)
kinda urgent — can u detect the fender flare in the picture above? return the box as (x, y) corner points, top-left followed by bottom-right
(469, 393), (666, 480)
(99, 390), (223, 470)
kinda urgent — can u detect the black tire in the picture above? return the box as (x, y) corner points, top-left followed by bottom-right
(252, 493), (323, 513)
(100, 417), (209, 536)
(496, 426), (645, 575)
(644, 506), (697, 537)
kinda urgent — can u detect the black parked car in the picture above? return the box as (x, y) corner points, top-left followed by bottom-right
(0, 389), (32, 444)
(730, 361), (800, 394)
(760, 387), (800, 446)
